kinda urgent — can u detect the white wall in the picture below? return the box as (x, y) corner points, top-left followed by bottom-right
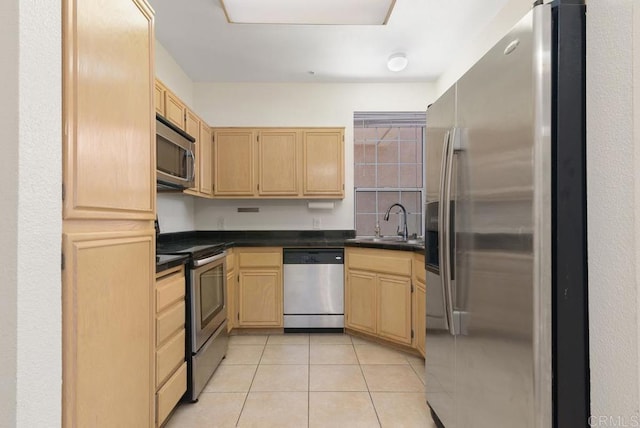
(0, 0), (62, 427)
(155, 41), (194, 106)
(587, 0), (640, 422)
(436, 0), (531, 96)
(193, 82), (437, 230)
(156, 193), (196, 233)
(155, 40), (197, 232)
(0, 1), (19, 426)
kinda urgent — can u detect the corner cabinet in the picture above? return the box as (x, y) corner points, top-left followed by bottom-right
(62, 0), (156, 426)
(345, 248), (414, 346)
(184, 109), (213, 198)
(211, 127), (344, 199)
(235, 248), (283, 328)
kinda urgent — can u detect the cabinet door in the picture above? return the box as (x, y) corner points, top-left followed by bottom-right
(345, 270), (377, 334)
(414, 279), (426, 357)
(185, 110), (200, 194)
(62, 230), (154, 428)
(154, 80), (165, 115)
(213, 130), (256, 196)
(377, 274), (412, 345)
(258, 130), (299, 196)
(199, 123), (213, 197)
(226, 250), (236, 332)
(238, 269), (282, 327)
(226, 270), (236, 332)
(165, 91), (186, 130)
(302, 129), (344, 197)
(63, 0), (155, 220)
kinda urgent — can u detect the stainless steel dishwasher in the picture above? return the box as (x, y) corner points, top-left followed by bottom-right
(283, 248), (344, 331)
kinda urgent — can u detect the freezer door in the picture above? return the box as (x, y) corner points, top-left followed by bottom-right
(424, 85), (456, 428)
(453, 7), (551, 428)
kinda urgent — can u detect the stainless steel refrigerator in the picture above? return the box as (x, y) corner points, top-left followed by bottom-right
(424, 1), (588, 427)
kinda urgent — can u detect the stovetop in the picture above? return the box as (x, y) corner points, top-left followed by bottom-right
(156, 242), (226, 260)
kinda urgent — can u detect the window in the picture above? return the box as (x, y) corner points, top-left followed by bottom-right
(354, 112), (425, 237)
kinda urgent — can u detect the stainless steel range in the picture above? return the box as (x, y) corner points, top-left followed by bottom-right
(157, 243), (228, 402)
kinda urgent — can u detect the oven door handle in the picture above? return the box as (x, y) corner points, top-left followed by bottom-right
(193, 251), (227, 267)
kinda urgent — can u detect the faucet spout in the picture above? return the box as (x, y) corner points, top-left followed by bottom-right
(383, 203), (408, 240)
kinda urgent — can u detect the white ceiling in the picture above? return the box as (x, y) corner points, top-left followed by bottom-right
(151, 0), (511, 83)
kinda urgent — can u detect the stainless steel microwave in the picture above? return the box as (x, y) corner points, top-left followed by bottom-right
(156, 114), (196, 189)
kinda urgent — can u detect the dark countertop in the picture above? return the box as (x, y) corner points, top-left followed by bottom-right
(155, 230), (424, 270)
(343, 238), (424, 253)
(156, 254), (189, 274)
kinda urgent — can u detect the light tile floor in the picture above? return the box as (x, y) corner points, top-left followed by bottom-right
(166, 333), (437, 428)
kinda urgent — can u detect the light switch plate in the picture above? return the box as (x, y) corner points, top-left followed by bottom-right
(312, 217), (321, 229)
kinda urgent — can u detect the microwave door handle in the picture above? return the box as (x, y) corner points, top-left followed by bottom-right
(438, 130), (452, 333)
(187, 148), (196, 182)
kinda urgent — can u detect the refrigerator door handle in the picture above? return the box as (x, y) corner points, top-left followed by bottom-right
(442, 127), (457, 336)
(438, 129), (454, 334)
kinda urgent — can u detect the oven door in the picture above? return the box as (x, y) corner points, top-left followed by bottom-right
(190, 252), (227, 352)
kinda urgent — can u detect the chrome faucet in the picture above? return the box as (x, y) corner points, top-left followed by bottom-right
(383, 203), (408, 240)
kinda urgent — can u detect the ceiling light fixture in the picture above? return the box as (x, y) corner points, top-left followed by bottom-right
(220, 0), (396, 25)
(387, 53), (408, 72)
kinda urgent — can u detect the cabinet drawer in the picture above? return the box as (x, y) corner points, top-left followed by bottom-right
(348, 249), (412, 277)
(157, 301), (185, 346)
(156, 361), (187, 426)
(156, 329), (185, 387)
(238, 250), (281, 268)
(156, 270), (185, 313)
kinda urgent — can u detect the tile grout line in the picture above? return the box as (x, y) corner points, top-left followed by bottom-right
(352, 336), (383, 428)
(233, 339), (267, 427)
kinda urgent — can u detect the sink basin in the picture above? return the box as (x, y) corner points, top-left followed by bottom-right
(354, 236), (424, 245)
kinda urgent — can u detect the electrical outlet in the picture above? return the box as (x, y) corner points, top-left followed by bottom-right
(217, 217), (225, 230)
(312, 217), (321, 229)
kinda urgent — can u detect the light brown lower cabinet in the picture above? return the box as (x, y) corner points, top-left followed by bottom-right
(344, 270), (377, 334)
(345, 247), (414, 346)
(235, 248), (283, 328)
(225, 248), (236, 332)
(377, 274), (413, 345)
(155, 265), (187, 427)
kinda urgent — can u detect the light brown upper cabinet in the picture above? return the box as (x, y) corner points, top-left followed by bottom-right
(164, 91), (186, 131)
(199, 123), (214, 196)
(184, 110), (201, 195)
(213, 129), (256, 196)
(303, 129), (344, 198)
(211, 127), (344, 199)
(183, 110), (213, 198)
(63, 0), (155, 221)
(154, 80), (166, 116)
(258, 129), (299, 196)
(155, 80), (213, 199)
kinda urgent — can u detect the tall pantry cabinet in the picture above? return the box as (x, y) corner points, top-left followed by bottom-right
(61, 1), (156, 427)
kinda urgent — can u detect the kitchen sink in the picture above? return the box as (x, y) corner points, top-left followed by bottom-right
(353, 236), (424, 246)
